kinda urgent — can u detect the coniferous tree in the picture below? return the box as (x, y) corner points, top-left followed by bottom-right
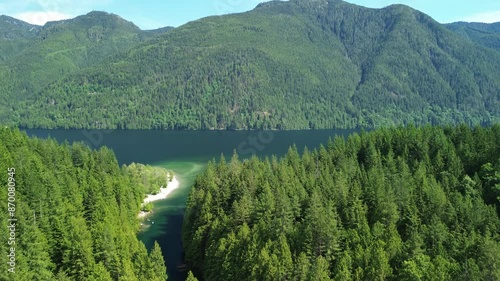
(0, 128), (170, 280)
(183, 125), (500, 281)
(186, 271), (199, 281)
(149, 241), (168, 281)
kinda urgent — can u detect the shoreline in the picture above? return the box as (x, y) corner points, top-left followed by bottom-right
(138, 175), (180, 219)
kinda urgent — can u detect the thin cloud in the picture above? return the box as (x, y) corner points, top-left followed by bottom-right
(1, 0), (113, 25)
(14, 11), (73, 25)
(461, 10), (500, 23)
(42, 0), (113, 15)
(130, 16), (169, 30)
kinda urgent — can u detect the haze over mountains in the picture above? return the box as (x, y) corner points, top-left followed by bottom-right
(0, 0), (498, 130)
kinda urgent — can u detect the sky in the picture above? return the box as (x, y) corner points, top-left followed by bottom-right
(0, 0), (498, 29)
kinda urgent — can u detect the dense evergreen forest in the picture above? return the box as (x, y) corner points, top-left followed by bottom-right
(0, 0), (499, 130)
(0, 128), (168, 280)
(183, 125), (500, 280)
(0, 11), (172, 126)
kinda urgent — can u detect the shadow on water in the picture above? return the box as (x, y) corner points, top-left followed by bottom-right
(138, 161), (206, 281)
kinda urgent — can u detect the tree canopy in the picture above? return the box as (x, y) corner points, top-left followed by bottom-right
(0, 128), (168, 280)
(183, 124), (500, 280)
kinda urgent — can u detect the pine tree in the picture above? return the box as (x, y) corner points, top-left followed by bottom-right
(61, 217), (96, 279)
(182, 125), (500, 280)
(308, 255), (331, 281)
(186, 271), (199, 281)
(294, 252), (311, 281)
(149, 241), (168, 281)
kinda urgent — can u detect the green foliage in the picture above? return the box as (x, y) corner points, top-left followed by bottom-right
(446, 22), (500, 50)
(0, 15), (40, 61)
(149, 242), (168, 281)
(0, 12), (172, 122)
(0, 2), (499, 129)
(183, 124), (500, 280)
(0, 128), (167, 280)
(142, 202), (154, 212)
(123, 162), (172, 195)
(186, 271), (199, 281)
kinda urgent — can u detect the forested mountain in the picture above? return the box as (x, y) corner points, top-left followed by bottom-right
(0, 128), (167, 280)
(183, 124), (500, 280)
(0, 0), (497, 130)
(0, 12), (173, 127)
(0, 15), (40, 39)
(446, 22), (500, 50)
(0, 11), (173, 99)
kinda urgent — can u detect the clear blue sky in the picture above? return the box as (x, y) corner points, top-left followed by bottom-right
(0, 0), (498, 29)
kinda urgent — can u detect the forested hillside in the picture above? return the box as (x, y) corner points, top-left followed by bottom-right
(446, 22), (500, 50)
(0, 15), (41, 61)
(1, 0), (498, 130)
(0, 128), (167, 280)
(183, 125), (500, 280)
(0, 11), (172, 97)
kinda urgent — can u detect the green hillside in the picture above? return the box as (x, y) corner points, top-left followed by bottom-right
(0, 128), (167, 280)
(0, 12), (173, 126)
(0, 15), (41, 62)
(446, 22), (500, 50)
(183, 124), (500, 280)
(0, 15), (41, 61)
(0, 12), (172, 98)
(2, 0), (500, 129)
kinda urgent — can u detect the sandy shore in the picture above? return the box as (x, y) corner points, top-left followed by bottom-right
(138, 175), (180, 219)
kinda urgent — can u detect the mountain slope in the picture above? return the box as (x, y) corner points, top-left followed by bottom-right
(3, 0), (500, 129)
(446, 21), (500, 50)
(0, 15), (41, 60)
(5, 12), (170, 95)
(0, 11), (173, 103)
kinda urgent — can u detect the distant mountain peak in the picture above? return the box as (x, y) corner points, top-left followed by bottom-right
(0, 15), (40, 27)
(292, 0), (329, 3)
(445, 21), (500, 50)
(86, 10), (114, 16)
(40, 10), (141, 32)
(76, 10), (140, 30)
(0, 14), (41, 40)
(83, 10), (129, 22)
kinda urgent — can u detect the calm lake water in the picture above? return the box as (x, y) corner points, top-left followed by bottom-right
(25, 129), (358, 281)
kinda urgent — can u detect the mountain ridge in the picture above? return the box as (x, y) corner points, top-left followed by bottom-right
(0, 15), (41, 60)
(0, 1), (498, 129)
(445, 21), (500, 50)
(0, 11), (174, 100)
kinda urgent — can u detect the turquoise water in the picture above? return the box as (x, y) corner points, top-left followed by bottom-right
(25, 129), (358, 280)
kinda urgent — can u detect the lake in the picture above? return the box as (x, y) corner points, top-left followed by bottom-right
(25, 129), (358, 281)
